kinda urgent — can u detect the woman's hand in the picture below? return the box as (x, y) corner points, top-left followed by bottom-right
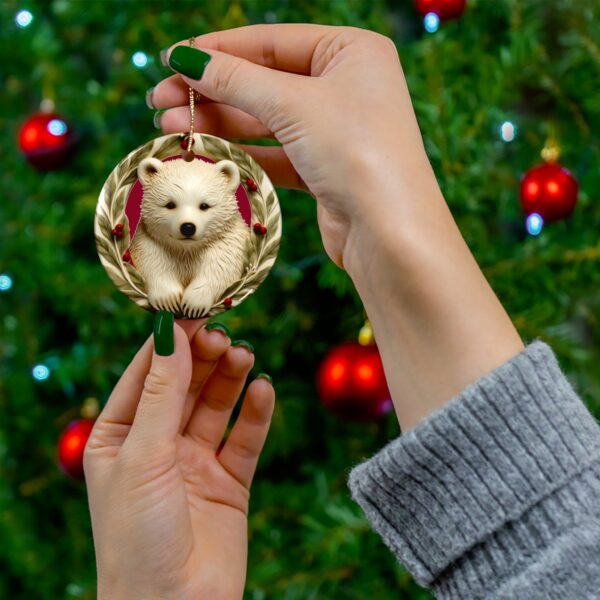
(150, 24), (523, 432)
(84, 317), (274, 600)
(150, 24), (431, 270)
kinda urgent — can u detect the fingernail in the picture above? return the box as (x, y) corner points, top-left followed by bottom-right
(205, 322), (231, 337)
(168, 46), (212, 80)
(160, 48), (169, 67)
(145, 86), (156, 109)
(153, 110), (164, 130)
(256, 372), (272, 384)
(231, 339), (254, 353)
(154, 310), (174, 356)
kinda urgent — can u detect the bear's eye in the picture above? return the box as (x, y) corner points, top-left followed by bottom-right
(200, 203), (210, 211)
(165, 201), (176, 209)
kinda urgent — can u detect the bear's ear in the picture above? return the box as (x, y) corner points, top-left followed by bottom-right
(215, 160), (241, 193)
(137, 157), (164, 186)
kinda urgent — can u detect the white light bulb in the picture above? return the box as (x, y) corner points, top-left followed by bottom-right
(500, 121), (516, 142)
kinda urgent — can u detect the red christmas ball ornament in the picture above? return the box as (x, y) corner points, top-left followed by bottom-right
(415, 0), (466, 21)
(520, 163), (578, 222)
(58, 418), (95, 479)
(18, 111), (76, 171)
(317, 342), (392, 421)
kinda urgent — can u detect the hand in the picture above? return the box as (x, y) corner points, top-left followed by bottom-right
(84, 318), (275, 600)
(150, 24), (523, 432)
(150, 24), (432, 270)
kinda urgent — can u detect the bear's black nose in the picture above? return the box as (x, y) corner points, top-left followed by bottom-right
(180, 223), (196, 238)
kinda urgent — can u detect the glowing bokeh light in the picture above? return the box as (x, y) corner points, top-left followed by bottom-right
(132, 51), (148, 68)
(424, 12), (440, 33)
(500, 121), (516, 142)
(47, 119), (68, 136)
(526, 213), (544, 236)
(16, 10), (33, 28)
(0, 274), (12, 291)
(32, 364), (50, 381)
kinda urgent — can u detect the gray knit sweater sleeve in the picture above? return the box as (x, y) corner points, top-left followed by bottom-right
(348, 341), (600, 599)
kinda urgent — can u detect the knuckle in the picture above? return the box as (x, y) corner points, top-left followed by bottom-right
(211, 56), (245, 98)
(142, 371), (170, 403)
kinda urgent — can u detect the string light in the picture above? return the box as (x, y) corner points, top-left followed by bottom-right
(15, 10), (33, 28)
(500, 121), (517, 142)
(32, 364), (50, 381)
(526, 213), (544, 236)
(47, 118), (68, 136)
(424, 12), (440, 33)
(0, 274), (12, 291)
(131, 51), (148, 68)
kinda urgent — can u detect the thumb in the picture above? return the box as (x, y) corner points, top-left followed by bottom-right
(166, 45), (302, 130)
(127, 312), (192, 447)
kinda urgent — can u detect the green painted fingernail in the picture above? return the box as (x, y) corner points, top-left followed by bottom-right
(154, 311), (174, 356)
(232, 339), (254, 353)
(145, 86), (155, 109)
(153, 110), (164, 130)
(159, 48), (169, 66)
(168, 46), (212, 80)
(256, 372), (272, 384)
(205, 322), (231, 337)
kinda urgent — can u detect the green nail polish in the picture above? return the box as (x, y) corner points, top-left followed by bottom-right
(168, 46), (212, 80)
(154, 310), (174, 356)
(256, 372), (272, 384)
(145, 86), (155, 109)
(153, 110), (164, 130)
(232, 339), (254, 353)
(205, 322), (231, 337)
(159, 48), (169, 67)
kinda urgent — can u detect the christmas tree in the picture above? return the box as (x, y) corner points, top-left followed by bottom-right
(1, 1), (599, 598)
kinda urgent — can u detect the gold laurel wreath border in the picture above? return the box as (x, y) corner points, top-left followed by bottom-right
(94, 133), (282, 318)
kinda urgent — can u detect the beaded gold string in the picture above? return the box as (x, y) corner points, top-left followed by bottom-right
(184, 36), (200, 160)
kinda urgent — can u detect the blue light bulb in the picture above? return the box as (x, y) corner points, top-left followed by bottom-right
(424, 12), (440, 33)
(526, 213), (544, 236)
(0, 274), (12, 291)
(32, 364), (51, 381)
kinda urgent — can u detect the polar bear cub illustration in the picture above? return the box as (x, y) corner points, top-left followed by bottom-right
(129, 157), (250, 317)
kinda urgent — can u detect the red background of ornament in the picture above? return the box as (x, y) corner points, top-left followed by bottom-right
(520, 163), (579, 222)
(317, 342), (393, 421)
(58, 418), (95, 479)
(123, 155), (253, 262)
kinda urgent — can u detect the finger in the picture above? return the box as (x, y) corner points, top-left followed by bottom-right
(236, 144), (308, 191)
(183, 24), (333, 75)
(149, 74), (215, 108)
(126, 322), (192, 446)
(176, 318), (208, 341)
(218, 377), (275, 489)
(179, 323), (231, 432)
(158, 103), (273, 139)
(184, 343), (255, 449)
(166, 46), (307, 131)
(93, 335), (154, 429)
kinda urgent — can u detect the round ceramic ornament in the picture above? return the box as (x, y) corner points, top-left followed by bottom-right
(95, 129), (281, 319)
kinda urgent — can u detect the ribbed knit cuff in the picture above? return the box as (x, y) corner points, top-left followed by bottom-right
(348, 341), (600, 594)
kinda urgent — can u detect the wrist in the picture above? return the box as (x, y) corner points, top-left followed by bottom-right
(342, 170), (523, 431)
